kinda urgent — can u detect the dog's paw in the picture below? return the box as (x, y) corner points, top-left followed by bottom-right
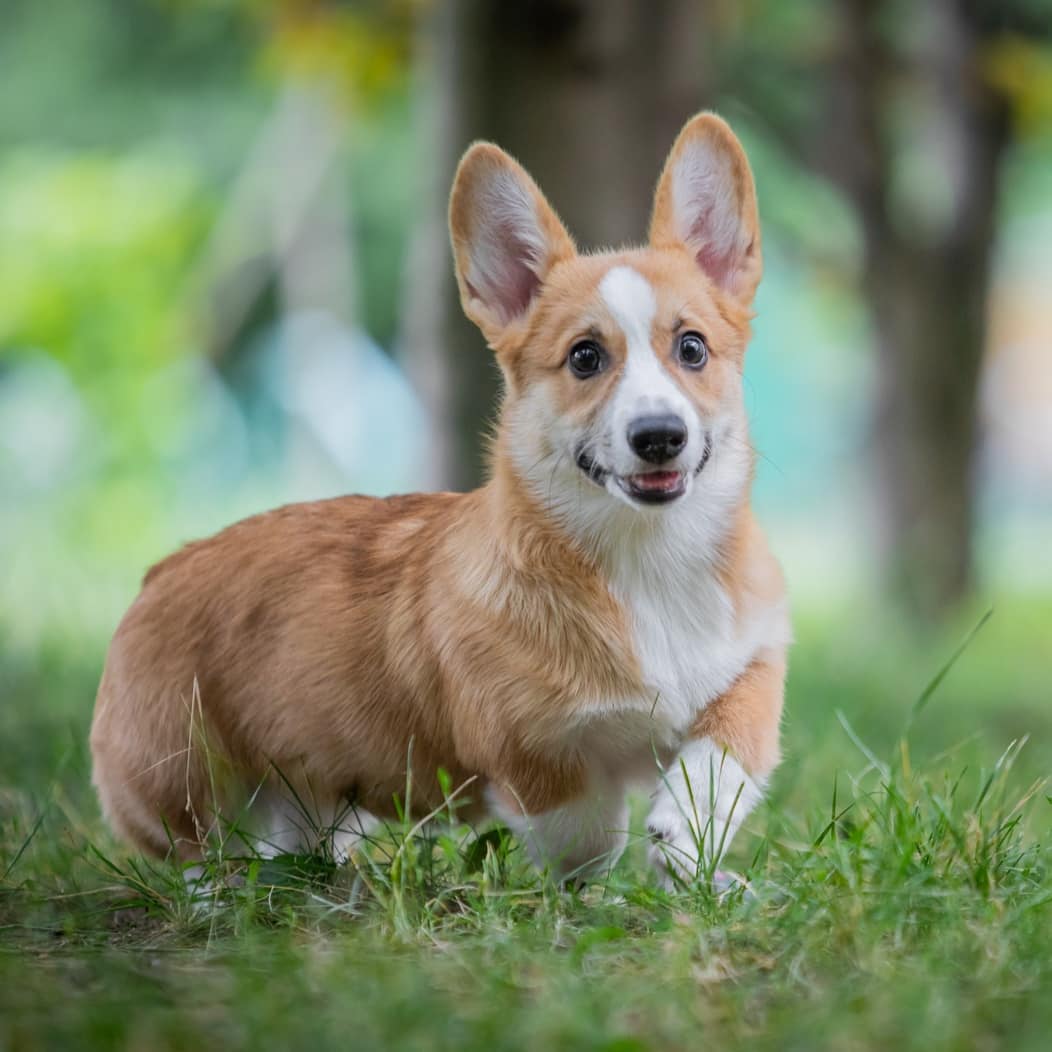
(711, 869), (754, 898)
(645, 738), (764, 889)
(645, 793), (713, 887)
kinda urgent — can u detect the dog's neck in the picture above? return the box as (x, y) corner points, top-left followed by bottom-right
(482, 423), (754, 593)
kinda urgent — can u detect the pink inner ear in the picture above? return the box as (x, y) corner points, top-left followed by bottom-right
(461, 162), (553, 326)
(694, 240), (738, 292)
(468, 212), (544, 325)
(495, 219), (543, 321)
(671, 143), (748, 293)
(682, 198), (743, 293)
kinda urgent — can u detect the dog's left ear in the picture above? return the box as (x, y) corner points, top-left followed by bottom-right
(449, 143), (575, 347)
(650, 113), (762, 305)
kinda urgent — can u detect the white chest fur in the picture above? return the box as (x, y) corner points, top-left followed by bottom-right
(613, 542), (786, 736)
(576, 497), (789, 765)
(614, 557), (753, 734)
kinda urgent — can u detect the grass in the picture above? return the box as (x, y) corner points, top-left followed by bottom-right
(1, 597), (1051, 1051)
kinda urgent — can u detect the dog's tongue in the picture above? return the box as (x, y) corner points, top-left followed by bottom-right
(630, 471), (682, 493)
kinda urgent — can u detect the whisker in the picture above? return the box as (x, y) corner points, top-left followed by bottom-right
(719, 432), (784, 476)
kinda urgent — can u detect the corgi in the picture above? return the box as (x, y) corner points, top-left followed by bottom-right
(90, 112), (790, 887)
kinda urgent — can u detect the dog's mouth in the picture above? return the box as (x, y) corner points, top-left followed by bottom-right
(575, 434), (712, 506)
(616, 470), (688, 504)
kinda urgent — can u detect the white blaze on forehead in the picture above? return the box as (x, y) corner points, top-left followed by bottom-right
(599, 265), (656, 350)
(598, 265), (692, 421)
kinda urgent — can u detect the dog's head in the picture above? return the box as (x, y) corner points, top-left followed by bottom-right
(449, 113), (761, 540)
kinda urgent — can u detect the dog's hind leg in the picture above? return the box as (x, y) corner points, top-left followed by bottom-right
(488, 773), (629, 884)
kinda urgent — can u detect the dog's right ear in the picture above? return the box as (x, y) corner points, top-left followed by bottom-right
(449, 144), (575, 347)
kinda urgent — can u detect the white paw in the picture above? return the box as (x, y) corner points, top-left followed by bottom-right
(329, 810), (380, 864)
(646, 790), (714, 885)
(645, 738), (763, 888)
(486, 782), (629, 882)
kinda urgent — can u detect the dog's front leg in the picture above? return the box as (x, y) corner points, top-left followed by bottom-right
(646, 654), (785, 887)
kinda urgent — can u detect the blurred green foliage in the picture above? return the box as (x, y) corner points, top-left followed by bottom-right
(0, 0), (417, 591)
(0, 149), (211, 439)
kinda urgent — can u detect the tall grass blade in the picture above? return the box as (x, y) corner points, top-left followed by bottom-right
(909, 608), (993, 723)
(2, 806), (47, 882)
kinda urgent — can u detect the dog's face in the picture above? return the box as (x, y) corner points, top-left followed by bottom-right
(449, 114), (762, 532)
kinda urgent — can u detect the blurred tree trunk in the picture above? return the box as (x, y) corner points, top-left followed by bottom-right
(404, 0), (706, 491)
(826, 0), (1011, 617)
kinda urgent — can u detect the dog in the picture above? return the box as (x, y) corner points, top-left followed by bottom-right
(90, 112), (790, 887)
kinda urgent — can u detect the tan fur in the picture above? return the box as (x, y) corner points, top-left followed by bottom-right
(693, 502), (786, 778)
(92, 484), (643, 856)
(91, 112), (788, 871)
(691, 655), (785, 778)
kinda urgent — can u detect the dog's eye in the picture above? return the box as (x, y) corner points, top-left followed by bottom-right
(677, 331), (708, 369)
(568, 340), (605, 378)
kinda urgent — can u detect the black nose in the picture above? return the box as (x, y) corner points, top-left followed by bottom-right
(627, 414), (688, 464)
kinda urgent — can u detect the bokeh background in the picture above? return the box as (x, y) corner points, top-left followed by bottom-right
(2, 0), (1051, 814)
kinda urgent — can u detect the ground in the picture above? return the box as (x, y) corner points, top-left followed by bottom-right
(2, 598), (1050, 1051)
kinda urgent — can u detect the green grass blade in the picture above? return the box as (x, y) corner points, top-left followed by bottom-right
(909, 608), (993, 723)
(1, 806), (47, 883)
